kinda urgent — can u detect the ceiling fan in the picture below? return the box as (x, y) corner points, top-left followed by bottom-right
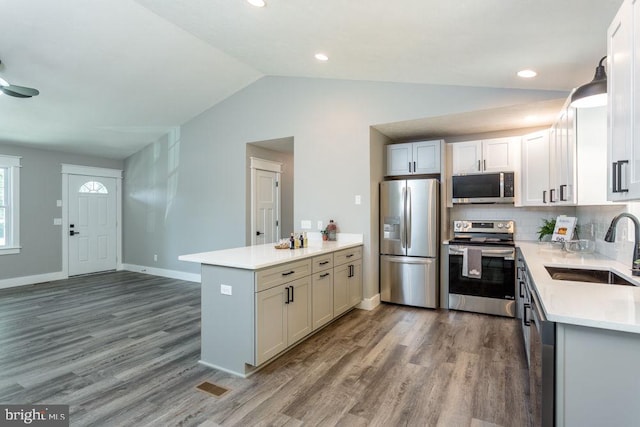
(0, 60), (39, 98)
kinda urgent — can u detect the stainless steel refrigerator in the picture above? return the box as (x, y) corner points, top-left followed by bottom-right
(380, 179), (438, 308)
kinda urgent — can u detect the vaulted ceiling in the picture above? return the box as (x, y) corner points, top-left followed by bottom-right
(0, 0), (623, 158)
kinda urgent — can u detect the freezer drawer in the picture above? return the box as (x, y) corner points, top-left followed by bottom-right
(380, 255), (438, 308)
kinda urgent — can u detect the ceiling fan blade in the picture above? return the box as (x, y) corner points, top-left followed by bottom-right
(0, 86), (32, 98)
(4, 84), (39, 97)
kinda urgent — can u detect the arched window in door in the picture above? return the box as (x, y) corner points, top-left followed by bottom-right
(79, 181), (108, 194)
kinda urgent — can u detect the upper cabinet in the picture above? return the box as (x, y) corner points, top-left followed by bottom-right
(386, 140), (442, 176)
(520, 130), (550, 206)
(451, 137), (519, 174)
(607, 0), (640, 200)
(520, 104), (608, 207)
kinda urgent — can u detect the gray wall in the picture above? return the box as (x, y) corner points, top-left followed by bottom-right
(0, 143), (122, 280)
(123, 75), (566, 293)
(245, 142), (294, 244)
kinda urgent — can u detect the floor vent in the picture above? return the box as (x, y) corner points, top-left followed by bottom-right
(196, 381), (230, 397)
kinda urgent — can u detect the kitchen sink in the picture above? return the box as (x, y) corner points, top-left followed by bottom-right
(545, 266), (637, 287)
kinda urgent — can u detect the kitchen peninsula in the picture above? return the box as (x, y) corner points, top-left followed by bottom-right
(179, 234), (363, 377)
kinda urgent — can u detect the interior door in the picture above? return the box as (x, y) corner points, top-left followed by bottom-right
(68, 175), (117, 276)
(253, 169), (279, 245)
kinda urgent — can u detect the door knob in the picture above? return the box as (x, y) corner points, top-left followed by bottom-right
(256, 231), (263, 236)
(69, 230), (80, 236)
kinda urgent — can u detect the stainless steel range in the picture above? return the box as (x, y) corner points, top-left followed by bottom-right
(448, 220), (516, 317)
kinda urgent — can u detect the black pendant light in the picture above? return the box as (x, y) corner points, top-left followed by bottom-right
(570, 56), (607, 108)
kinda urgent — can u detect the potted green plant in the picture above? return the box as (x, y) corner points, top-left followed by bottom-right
(537, 218), (556, 241)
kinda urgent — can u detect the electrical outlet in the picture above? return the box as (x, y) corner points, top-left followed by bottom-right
(355, 195), (361, 205)
(317, 220), (323, 230)
(53, 218), (62, 225)
(220, 284), (232, 296)
(153, 254), (158, 262)
(56, 200), (62, 207)
(301, 220), (311, 229)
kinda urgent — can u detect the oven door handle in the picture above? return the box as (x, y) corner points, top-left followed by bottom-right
(448, 247), (515, 258)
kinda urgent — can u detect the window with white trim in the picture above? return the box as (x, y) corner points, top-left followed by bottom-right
(0, 155), (21, 255)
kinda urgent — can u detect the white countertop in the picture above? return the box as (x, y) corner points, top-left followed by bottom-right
(179, 233), (363, 270)
(517, 241), (640, 334)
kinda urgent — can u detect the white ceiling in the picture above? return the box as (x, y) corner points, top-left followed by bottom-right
(0, 0), (623, 159)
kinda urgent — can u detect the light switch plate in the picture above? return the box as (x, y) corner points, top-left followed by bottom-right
(220, 284), (232, 296)
(56, 200), (62, 207)
(355, 195), (361, 205)
(53, 218), (62, 225)
(317, 220), (323, 230)
(301, 220), (311, 229)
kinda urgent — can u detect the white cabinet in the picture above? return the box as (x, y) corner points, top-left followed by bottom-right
(607, 0), (640, 200)
(256, 276), (312, 365)
(520, 130), (550, 206)
(333, 247), (363, 317)
(520, 105), (608, 207)
(386, 140), (441, 176)
(311, 254), (334, 331)
(451, 137), (519, 174)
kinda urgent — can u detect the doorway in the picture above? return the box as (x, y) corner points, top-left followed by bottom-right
(62, 164), (122, 276)
(251, 159), (281, 245)
(246, 137), (294, 245)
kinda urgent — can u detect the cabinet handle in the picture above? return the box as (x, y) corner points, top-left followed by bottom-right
(408, 161), (412, 173)
(560, 184), (567, 201)
(477, 160), (481, 171)
(612, 161), (618, 193)
(285, 286), (290, 304)
(346, 254), (354, 258)
(524, 303), (531, 326)
(549, 188), (556, 203)
(413, 161), (416, 172)
(519, 281), (525, 298)
(483, 159), (486, 171)
(542, 190), (547, 204)
(282, 271), (295, 276)
(618, 160), (629, 192)
(319, 261), (329, 265)
(290, 285), (294, 303)
(320, 272), (330, 278)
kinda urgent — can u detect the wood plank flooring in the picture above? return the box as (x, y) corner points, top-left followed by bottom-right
(0, 271), (532, 426)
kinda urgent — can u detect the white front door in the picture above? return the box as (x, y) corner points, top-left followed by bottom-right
(253, 169), (279, 245)
(68, 175), (117, 276)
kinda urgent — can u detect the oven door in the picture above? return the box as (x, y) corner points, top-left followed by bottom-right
(448, 245), (516, 299)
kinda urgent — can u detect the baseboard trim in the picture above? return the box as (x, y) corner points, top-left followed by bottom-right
(0, 271), (67, 290)
(357, 293), (381, 311)
(121, 264), (201, 283)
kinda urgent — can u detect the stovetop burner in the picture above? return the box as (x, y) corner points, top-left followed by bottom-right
(450, 220), (515, 246)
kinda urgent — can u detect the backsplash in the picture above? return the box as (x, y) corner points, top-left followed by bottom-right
(576, 204), (634, 264)
(449, 205), (576, 241)
(449, 203), (640, 265)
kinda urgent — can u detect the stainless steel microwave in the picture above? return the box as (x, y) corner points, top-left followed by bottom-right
(452, 172), (515, 204)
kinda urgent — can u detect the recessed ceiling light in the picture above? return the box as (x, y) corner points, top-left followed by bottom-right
(247, 0), (266, 7)
(315, 53), (329, 61)
(517, 69), (537, 78)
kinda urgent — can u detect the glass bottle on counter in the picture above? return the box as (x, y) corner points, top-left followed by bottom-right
(303, 232), (308, 248)
(294, 232), (300, 248)
(299, 233), (304, 248)
(327, 220), (337, 241)
(289, 233), (295, 249)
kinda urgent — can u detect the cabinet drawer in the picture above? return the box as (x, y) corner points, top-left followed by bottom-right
(334, 246), (362, 266)
(312, 254), (334, 272)
(255, 259), (312, 292)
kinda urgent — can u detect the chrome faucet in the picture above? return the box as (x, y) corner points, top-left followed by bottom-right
(604, 213), (640, 276)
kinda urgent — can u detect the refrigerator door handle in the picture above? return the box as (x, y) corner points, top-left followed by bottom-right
(406, 186), (412, 249)
(400, 186), (406, 249)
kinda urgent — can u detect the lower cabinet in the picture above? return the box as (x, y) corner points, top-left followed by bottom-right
(312, 269), (334, 330)
(334, 257), (363, 317)
(255, 276), (312, 365)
